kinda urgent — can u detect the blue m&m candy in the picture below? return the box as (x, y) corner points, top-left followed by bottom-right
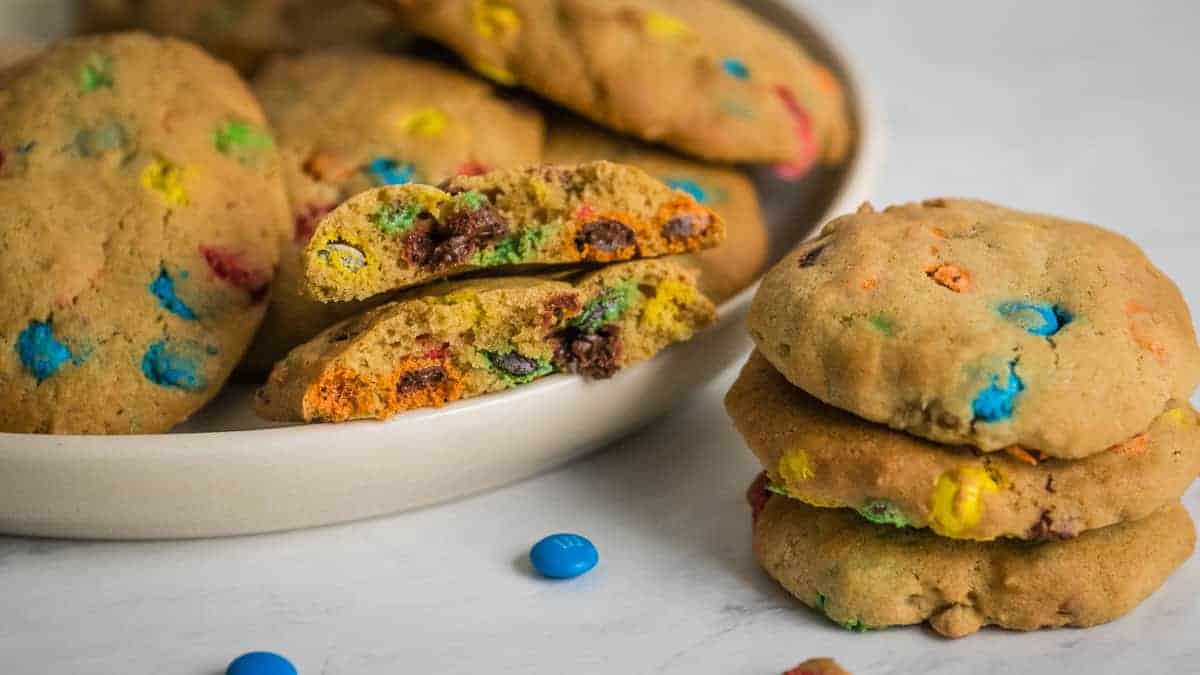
(530, 533), (598, 579)
(226, 651), (297, 675)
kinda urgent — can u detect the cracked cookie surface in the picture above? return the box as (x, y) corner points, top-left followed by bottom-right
(0, 33), (288, 433)
(728, 351), (1200, 541)
(386, 0), (851, 168)
(257, 259), (715, 422)
(748, 198), (1200, 459)
(241, 50), (545, 371)
(750, 479), (1195, 638)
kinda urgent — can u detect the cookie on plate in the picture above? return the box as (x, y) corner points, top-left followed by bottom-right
(544, 117), (767, 303)
(0, 44), (41, 68)
(749, 199), (1200, 459)
(242, 50), (546, 371)
(728, 351), (1200, 541)
(301, 161), (726, 302)
(76, 0), (402, 73)
(0, 33), (288, 433)
(749, 478), (1196, 638)
(256, 259), (716, 422)
(385, 0), (852, 169)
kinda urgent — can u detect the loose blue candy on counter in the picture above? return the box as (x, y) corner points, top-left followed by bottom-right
(530, 533), (598, 579)
(226, 651), (296, 675)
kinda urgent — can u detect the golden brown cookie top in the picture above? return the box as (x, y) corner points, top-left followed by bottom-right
(387, 0), (852, 167)
(77, 0), (400, 73)
(0, 33), (288, 433)
(749, 198), (1200, 458)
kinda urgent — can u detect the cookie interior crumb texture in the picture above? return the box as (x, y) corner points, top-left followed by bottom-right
(257, 259), (716, 422)
(301, 161), (725, 302)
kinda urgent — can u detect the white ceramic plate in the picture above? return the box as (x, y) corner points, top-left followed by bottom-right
(0, 0), (881, 539)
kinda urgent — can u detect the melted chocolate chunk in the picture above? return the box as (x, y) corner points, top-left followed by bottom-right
(397, 366), (447, 393)
(443, 202), (506, 239)
(662, 213), (711, 240)
(491, 352), (542, 377)
(662, 215), (695, 239)
(541, 293), (581, 328)
(405, 206), (508, 269)
(797, 243), (827, 268)
(576, 219), (635, 253)
(553, 325), (623, 379)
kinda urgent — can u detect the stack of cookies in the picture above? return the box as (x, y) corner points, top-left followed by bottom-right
(726, 198), (1200, 637)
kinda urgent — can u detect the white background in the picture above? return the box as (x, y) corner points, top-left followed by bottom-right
(2, 2), (1199, 673)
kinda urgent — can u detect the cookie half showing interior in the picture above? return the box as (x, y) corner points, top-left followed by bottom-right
(257, 259), (716, 422)
(543, 116), (767, 303)
(241, 49), (546, 372)
(384, 0), (852, 170)
(749, 198), (1200, 459)
(749, 477), (1195, 638)
(728, 352), (1200, 541)
(301, 161), (725, 302)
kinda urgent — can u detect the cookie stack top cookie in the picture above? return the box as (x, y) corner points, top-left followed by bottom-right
(748, 198), (1200, 458)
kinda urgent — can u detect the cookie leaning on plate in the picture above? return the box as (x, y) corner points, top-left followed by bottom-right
(544, 117), (768, 303)
(242, 50), (545, 372)
(749, 479), (1196, 638)
(728, 351), (1200, 541)
(0, 33), (288, 433)
(301, 161), (725, 302)
(385, 0), (852, 169)
(76, 0), (399, 73)
(256, 260), (715, 422)
(749, 199), (1200, 459)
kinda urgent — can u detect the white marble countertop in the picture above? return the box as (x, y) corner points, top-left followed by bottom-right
(3, 2), (1199, 673)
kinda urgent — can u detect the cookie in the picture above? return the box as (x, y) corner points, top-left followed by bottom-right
(0, 44), (41, 69)
(0, 33), (288, 433)
(749, 199), (1200, 459)
(301, 161), (725, 302)
(242, 50), (546, 372)
(76, 0), (400, 72)
(728, 351), (1200, 541)
(386, 0), (852, 169)
(544, 117), (767, 303)
(256, 259), (715, 422)
(749, 479), (1196, 638)
(783, 659), (851, 675)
